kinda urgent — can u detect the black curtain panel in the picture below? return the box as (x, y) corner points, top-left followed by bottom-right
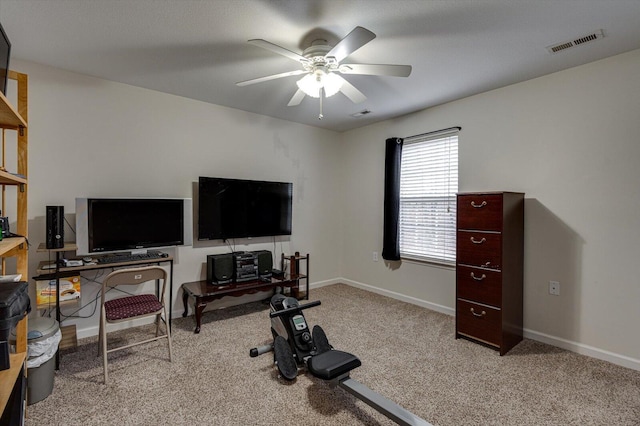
(382, 137), (403, 261)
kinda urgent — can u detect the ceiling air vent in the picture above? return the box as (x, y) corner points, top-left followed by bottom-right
(351, 110), (372, 118)
(547, 30), (604, 54)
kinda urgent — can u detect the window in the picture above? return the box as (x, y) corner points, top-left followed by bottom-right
(399, 130), (458, 264)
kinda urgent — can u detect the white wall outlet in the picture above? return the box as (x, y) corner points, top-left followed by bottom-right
(549, 281), (560, 296)
(373, 251), (379, 262)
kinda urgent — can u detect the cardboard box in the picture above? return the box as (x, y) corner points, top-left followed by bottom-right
(36, 276), (81, 307)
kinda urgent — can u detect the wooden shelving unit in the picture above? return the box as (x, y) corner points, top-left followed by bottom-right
(281, 252), (309, 300)
(0, 71), (29, 422)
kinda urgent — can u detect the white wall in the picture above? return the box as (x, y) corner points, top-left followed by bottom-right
(341, 49), (640, 368)
(13, 59), (345, 337)
(13, 47), (640, 368)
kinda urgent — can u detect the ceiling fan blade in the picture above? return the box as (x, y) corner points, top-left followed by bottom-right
(326, 26), (376, 63)
(335, 75), (367, 104)
(287, 89), (306, 106)
(339, 63), (412, 77)
(236, 69), (307, 87)
(248, 39), (309, 64)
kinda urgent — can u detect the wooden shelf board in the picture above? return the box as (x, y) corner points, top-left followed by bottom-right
(0, 169), (26, 185)
(35, 260), (58, 275)
(36, 242), (78, 253)
(287, 274), (307, 280)
(0, 237), (26, 257)
(0, 352), (26, 412)
(0, 90), (27, 129)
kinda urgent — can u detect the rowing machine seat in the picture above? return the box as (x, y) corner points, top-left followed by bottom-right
(307, 350), (361, 380)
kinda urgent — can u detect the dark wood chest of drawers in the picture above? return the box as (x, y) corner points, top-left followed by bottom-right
(455, 192), (524, 355)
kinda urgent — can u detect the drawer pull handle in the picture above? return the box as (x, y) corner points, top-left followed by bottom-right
(470, 308), (486, 317)
(470, 237), (486, 244)
(471, 201), (487, 208)
(470, 272), (486, 281)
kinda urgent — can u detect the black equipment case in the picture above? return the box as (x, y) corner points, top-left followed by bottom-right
(0, 281), (31, 342)
(0, 281), (30, 371)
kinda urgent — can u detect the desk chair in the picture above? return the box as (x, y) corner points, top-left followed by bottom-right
(98, 265), (173, 384)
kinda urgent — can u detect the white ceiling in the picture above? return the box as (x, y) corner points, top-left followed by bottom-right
(2, 0), (640, 132)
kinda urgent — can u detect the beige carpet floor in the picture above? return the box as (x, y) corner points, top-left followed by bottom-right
(24, 284), (640, 425)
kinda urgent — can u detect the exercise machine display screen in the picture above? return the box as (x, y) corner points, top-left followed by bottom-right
(292, 315), (307, 331)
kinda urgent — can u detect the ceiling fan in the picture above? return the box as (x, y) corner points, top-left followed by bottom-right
(236, 26), (412, 119)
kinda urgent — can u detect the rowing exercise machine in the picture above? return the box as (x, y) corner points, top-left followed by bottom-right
(250, 294), (431, 426)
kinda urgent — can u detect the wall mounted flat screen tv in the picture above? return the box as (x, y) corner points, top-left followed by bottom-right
(0, 22), (11, 95)
(75, 198), (193, 255)
(198, 177), (292, 240)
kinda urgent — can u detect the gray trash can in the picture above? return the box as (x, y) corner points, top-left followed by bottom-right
(12, 317), (61, 404)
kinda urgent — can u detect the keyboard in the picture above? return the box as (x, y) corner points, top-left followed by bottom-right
(96, 251), (168, 265)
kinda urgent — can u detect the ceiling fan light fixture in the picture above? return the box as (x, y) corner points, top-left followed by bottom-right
(296, 70), (343, 99)
(322, 72), (343, 97)
(296, 73), (321, 98)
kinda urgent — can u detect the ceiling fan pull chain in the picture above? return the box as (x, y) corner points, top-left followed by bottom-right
(319, 89), (324, 120)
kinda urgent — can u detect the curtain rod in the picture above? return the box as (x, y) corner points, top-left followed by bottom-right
(405, 126), (461, 140)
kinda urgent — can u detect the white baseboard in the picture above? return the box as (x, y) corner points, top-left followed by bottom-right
(309, 278), (342, 290)
(77, 278), (640, 371)
(338, 278), (455, 316)
(334, 278), (639, 372)
(522, 329), (640, 371)
(76, 316), (157, 340)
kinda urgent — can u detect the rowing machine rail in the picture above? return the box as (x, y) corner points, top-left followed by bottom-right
(338, 376), (432, 426)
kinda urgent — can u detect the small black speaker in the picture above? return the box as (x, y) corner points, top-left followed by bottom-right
(46, 206), (64, 249)
(252, 250), (273, 277)
(207, 253), (234, 285)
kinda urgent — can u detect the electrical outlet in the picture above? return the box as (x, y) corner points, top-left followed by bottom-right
(373, 251), (379, 262)
(549, 281), (560, 296)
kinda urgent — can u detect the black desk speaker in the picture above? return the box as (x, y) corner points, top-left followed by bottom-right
(252, 250), (273, 277)
(46, 206), (64, 249)
(207, 254), (233, 285)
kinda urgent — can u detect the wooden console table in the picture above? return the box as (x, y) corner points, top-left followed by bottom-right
(182, 277), (299, 333)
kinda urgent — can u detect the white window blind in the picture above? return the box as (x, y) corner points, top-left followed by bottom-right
(399, 130), (459, 264)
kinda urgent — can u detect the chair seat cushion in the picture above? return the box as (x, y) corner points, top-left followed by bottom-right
(105, 294), (163, 321)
